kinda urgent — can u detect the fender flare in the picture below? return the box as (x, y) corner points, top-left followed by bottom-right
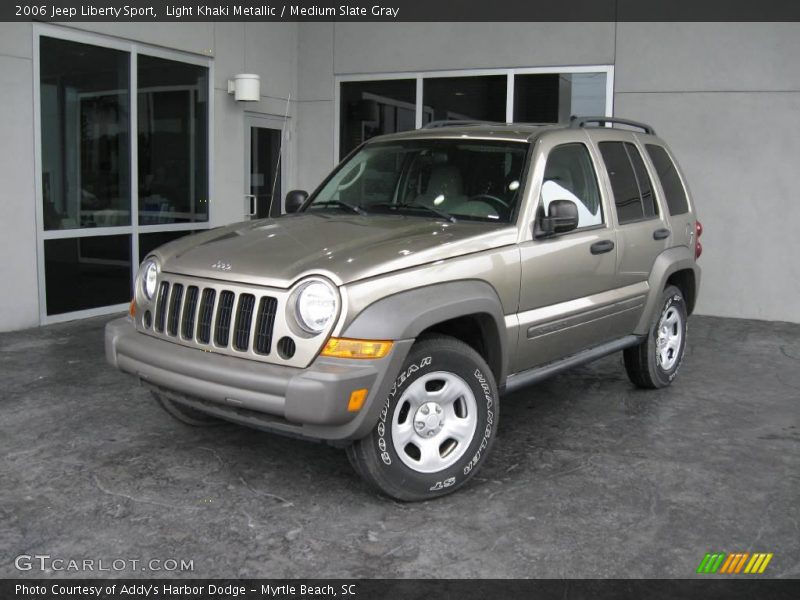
(634, 246), (701, 335)
(343, 280), (509, 382)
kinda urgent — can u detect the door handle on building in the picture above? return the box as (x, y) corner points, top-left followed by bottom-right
(244, 194), (257, 217)
(590, 240), (615, 255)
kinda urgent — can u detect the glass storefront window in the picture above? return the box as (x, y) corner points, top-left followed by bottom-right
(40, 37), (131, 230)
(339, 79), (416, 157)
(138, 55), (209, 224)
(514, 72), (607, 123)
(422, 75), (506, 124)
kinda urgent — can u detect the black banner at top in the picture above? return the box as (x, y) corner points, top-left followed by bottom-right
(3, 0), (800, 22)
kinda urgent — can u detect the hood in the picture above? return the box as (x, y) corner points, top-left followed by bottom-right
(154, 213), (517, 289)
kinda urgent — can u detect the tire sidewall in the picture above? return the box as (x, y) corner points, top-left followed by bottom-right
(649, 287), (688, 386)
(369, 340), (498, 498)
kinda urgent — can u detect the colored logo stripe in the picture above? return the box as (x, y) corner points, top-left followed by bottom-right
(698, 552), (773, 574)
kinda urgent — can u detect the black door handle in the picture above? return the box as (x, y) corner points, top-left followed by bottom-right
(590, 240), (615, 255)
(653, 228), (671, 240)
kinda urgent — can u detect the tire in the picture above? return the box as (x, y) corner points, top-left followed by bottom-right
(153, 391), (223, 426)
(346, 335), (499, 501)
(624, 285), (688, 389)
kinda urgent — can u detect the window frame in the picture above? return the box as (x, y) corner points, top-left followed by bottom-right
(33, 24), (214, 325)
(334, 65), (614, 163)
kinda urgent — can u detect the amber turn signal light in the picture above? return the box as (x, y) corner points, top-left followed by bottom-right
(348, 388), (368, 412)
(129, 299), (136, 318)
(321, 338), (393, 359)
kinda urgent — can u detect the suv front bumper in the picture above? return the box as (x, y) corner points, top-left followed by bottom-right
(105, 317), (412, 441)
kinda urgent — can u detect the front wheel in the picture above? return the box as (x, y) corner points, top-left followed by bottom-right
(624, 285), (688, 389)
(346, 335), (499, 501)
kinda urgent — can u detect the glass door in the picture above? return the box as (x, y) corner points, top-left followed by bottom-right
(245, 114), (286, 219)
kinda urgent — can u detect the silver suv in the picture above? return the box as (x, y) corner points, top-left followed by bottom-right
(106, 117), (702, 500)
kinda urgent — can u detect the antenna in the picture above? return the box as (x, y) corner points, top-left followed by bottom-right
(267, 93), (291, 218)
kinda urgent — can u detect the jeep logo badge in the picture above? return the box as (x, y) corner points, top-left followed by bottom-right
(211, 260), (232, 271)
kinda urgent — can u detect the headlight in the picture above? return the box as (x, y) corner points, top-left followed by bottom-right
(141, 259), (159, 300)
(295, 280), (337, 334)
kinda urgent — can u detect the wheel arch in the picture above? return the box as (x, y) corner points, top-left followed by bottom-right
(342, 280), (508, 384)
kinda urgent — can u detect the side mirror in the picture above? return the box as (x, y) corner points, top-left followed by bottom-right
(534, 199), (579, 238)
(285, 190), (308, 214)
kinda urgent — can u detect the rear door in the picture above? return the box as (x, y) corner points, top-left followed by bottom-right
(591, 133), (672, 328)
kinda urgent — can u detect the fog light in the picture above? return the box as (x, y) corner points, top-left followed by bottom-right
(348, 388), (368, 412)
(321, 338), (393, 359)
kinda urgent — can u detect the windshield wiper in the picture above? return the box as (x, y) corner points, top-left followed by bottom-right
(308, 200), (368, 216)
(374, 201), (457, 223)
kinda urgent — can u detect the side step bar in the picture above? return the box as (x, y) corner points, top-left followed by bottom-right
(502, 335), (643, 394)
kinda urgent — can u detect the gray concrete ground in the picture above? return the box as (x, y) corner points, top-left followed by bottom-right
(1, 315), (798, 578)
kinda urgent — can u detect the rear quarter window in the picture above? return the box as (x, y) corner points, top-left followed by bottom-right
(646, 144), (690, 216)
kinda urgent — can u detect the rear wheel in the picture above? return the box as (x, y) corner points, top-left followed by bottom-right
(624, 285), (688, 389)
(153, 392), (222, 426)
(347, 335), (499, 501)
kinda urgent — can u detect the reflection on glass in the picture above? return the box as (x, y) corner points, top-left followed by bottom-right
(422, 76), (506, 125)
(44, 235), (132, 315)
(40, 37), (131, 230)
(139, 230), (194, 259)
(138, 55), (209, 224)
(339, 79), (416, 157)
(514, 72), (607, 123)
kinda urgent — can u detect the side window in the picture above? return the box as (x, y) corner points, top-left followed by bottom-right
(541, 143), (603, 229)
(599, 141), (658, 224)
(646, 144), (689, 215)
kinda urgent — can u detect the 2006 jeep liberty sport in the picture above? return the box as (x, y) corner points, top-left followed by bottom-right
(106, 117), (702, 501)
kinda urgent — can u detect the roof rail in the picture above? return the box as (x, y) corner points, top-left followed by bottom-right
(569, 116), (656, 135)
(421, 120), (500, 129)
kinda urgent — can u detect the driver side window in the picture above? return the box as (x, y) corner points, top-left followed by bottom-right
(541, 144), (604, 229)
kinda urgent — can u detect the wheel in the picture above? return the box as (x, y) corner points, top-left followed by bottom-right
(153, 391), (222, 426)
(624, 285), (688, 389)
(346, 335), (499, 501)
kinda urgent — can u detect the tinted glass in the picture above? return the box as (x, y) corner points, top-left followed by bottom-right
(647, 145), (689, 215)
(44, 235), (131, 315)
(138, 55), (209, 225)
(542, 144), (603, 228)
(340, 79), (416, 157)
(514, 72), (607, 123)
(627, 143), (658, 218)
(422, 76), (506, 125)
(599, 141), (644, 224)
(309, 140), (528, 223)
(139, 230), (195, 259)
(40, 37), (130, 230)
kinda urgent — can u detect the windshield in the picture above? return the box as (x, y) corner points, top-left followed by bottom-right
(305, 139), (529, 223)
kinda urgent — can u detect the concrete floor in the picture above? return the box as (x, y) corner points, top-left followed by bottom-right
(1, 314), (798, 579)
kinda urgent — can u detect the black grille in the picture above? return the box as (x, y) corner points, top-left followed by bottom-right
(233, 294), (256, 351)
(154, 281), (170, 332)
(254, 297), (278, 354)
(181, 286), (199, 339)
(197, 288), (216, 344)
(167, 283), (184, 336)
(277, 336), (296, 359)
(214, 291), (235, 347)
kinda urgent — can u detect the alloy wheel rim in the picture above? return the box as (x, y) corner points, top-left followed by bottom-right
(391, 371), (478, 473)
(656, 305), (683, 371)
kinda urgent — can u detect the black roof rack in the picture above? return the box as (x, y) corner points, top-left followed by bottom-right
(421, 120), (501, 129)
(569, 116), (656, 135)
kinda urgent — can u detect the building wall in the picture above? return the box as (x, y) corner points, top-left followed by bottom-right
(0, 21), (298, 331)
(293, 22), (800, 323)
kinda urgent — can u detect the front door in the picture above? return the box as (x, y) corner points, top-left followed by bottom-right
(514, 132), (620, 372)
(245, 114), (285, 219)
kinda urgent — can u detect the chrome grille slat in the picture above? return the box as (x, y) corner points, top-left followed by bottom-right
(214, 290), (236, 347)
(154, 281), (170, 333)
(167, 283), (184, 337)
(254, 296), (278, 355)
(233, 294), (256, 352)
(181, 286), (199, 340)
(197, 288), (216, 344)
